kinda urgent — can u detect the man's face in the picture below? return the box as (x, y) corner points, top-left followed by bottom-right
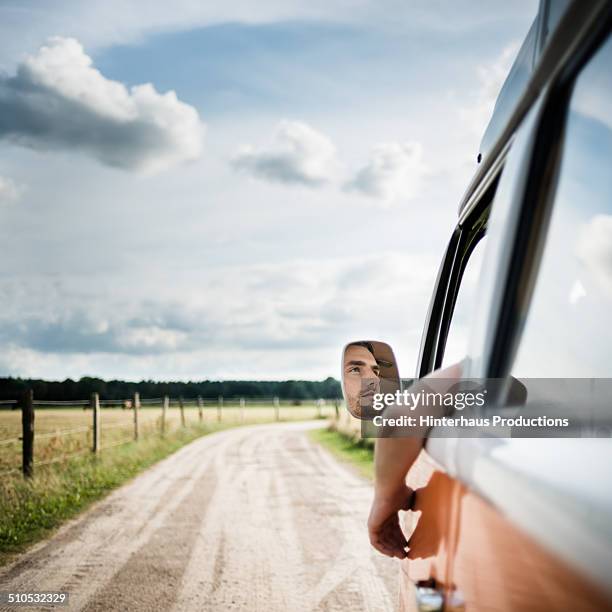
(343, 345), (381, 418)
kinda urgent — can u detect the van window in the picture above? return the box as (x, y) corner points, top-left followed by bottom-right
(543, 0), (571, 44)
(442, 235), (487, 367)
(512, 35), (612, 377)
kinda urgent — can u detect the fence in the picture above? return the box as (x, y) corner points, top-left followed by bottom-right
(328, 404), (374, 448)
(0, 391), (342, 478)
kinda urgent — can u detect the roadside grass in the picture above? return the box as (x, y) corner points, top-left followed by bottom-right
(309, 425), (374, 480)
(0, 422), (231, 566)
(0, 406), (333, 473)
(0, 407), (334, 567)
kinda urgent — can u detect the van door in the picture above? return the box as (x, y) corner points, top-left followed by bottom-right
(402, 24), (612, 612)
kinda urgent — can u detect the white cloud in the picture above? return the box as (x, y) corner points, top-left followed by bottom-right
(0, 252), (436, 377)
(0, 1), (539, 72)
(0, 37), (204, 173)
(344, 141), (429, 204)
(0, 2), (538, 381)
(569, 279), (586, 306)
(572, 63), (612, 132)
(478, 43), (520, 110)
(461, 42), (520, 138)
(0, 175), (23, 204)
(231, 120), (340, 186)
(576, 214), (612, 298)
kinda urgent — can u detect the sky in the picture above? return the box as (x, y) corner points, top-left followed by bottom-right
(0, 0), (538, 381)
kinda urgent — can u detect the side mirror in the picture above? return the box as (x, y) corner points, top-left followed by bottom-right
(341, 340), (400, 419)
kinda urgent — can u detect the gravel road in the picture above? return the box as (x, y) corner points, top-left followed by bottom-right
(0, 421), (399, 611)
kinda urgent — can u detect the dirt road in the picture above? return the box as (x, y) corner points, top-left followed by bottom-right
(0, 421), (399, 611)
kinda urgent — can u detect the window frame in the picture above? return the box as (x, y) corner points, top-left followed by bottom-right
(488, 11), (612, 378)
(417, 6), (612, 381)
(415, 181), (495, 379)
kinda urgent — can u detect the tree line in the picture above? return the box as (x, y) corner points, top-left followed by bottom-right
(0, 376), (342, 402)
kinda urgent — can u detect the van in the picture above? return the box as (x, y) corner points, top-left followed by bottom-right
(343, 0), (612, 609)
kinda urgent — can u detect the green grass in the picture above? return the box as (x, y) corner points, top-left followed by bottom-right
(0, 406), (334, 473)
(309, 426), (374, 480)
(0, 408), (344, 566)
(0, 423), (230, 566)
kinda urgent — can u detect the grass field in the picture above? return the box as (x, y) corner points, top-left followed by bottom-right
(309, 425), (375, 480)
(0, 403), (335, 565)
(0, 403), (335, 474)
(0, 423), (219, 564)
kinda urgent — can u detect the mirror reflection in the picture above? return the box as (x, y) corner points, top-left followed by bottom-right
(342, 340), (400, 419)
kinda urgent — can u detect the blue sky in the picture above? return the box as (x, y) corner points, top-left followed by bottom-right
(0, 0), (537, 381)
(92, 20), (508, 116)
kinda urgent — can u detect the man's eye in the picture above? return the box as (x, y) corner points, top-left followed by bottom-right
(348, 366), (360, 374)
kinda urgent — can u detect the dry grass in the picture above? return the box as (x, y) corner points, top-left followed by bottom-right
(0, 401), (335, 563)
(0, 423), (219, 562)
(0, 403), (334, 474)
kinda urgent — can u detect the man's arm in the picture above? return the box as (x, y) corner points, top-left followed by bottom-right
(367, 361), (463, 559)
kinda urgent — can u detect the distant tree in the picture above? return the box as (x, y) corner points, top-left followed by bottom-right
(0, 375), (342, 402)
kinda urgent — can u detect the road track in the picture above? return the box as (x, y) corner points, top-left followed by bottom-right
(0, 421), (398, 611)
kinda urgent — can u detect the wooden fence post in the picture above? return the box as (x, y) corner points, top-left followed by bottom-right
(274, 396), (280, 421)
(240, 397), (245, 423)
(217, 396), (223, 422)
(91, 392), (100, 454)
(197, 396), (203, 422)
(161, 395), (169, 437)
(317, 398), (323, 419)
(179, 397), (186, 428)
(334, 399), (340, 418)
(133, 392), (140, 441)
(21, 389), (34, 478)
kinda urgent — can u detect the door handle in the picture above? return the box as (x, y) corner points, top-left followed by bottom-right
(415, 580), (466, 611)
(415, 580), (444, 612)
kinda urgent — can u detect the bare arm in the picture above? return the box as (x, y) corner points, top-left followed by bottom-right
(367, 361), (463, 558)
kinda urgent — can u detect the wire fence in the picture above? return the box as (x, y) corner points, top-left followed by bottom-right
(0, 391), (342, 478)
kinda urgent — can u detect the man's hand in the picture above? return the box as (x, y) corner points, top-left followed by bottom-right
(367, 485), (413, 559)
